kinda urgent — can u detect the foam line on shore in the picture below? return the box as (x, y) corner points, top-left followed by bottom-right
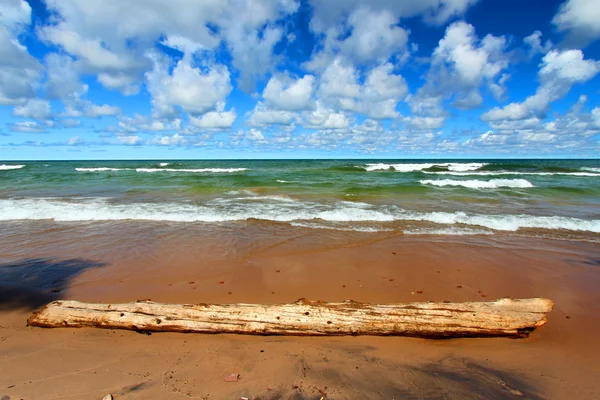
(1, 198), (599, 233)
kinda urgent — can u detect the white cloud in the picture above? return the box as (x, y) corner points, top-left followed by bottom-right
(308, 0), (479, 32)
(301, 102), (351, 129)
(413, 21), (509, 116)
(0, 1), (41, 105)
(40, 0), (299, 93)
(67, 136), (82, 145)
(84, 103), (121, 117)
(318, 59), (407, 119)
(307, 7), (410, 69)
(13, 99), (52, 120)
(0, 0), (31, 29)
(45, 53), (88, 101)
(402, 116), (445, 130)
(40, 27), (147, 95)
(8, 120), (53, 133)
(524, 31), (552, 57)
(150, 133), (189, 146)
(247, 102), (297, 126)
(263, 74), (315, 111)
(145, 51), (232, 118)
(117, 135), (142, 145)
(189, 103), (236, 130)
(482, 49), (600, 121)
(553, 0), (600, 44)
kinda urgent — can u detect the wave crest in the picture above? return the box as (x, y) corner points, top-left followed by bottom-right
(364, 162), (486, 172)
(1, 198), (598, 233)
(420, 179), (533, 189)
(0, 164), (25, 171)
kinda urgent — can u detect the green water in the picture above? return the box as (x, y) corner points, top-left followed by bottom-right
(1, 159), (599, 237)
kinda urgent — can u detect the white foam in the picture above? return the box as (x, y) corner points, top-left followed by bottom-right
(581, 167), (600, 173)
(135, 168), (247, 173)
(401, 211), (600, 232)
(290, 222), (393, 232)
(277, 180), (289, 183)
(425, 171), (600, 177)
(420, 179), (533, 189)
(1, 198), (598, 233)
(364, 162), (486, 172)
(404, 227), (494, 235)
(76, 167), (129, 172)
(159, 162), (170, 167)
(75, 167), (247, 173)
(0, 164), (25, 170)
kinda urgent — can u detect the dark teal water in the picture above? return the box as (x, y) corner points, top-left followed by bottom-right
(1, 159), (599, 239)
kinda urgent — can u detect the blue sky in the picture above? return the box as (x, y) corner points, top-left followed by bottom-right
(1, 0), (599, 160)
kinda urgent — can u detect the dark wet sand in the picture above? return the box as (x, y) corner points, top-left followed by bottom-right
(1, 221), (599, 399)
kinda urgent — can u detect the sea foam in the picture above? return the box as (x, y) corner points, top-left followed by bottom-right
(420, 179), (534, 189)
(364, 162), (486, 172)
(1, 198), (599, 233)
(75, 167), (248, 173)
(0, 164), (25, 170)
(424, 171), (600, 177)
(135, 168), (248, 173)
(76, 167), (128, 172)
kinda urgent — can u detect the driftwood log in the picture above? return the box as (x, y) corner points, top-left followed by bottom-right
(27, 298), (553, 338)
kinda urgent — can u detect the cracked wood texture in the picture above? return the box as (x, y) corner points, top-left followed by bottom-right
(27, 298), (553, 338)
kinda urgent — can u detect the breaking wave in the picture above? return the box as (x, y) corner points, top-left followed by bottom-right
(424, 171), (600, 177)
(420, 179), (534, 189)
(76, 167), (248, 173)
(364, 162), (486, 172)
(1, 198), (598, 233)
(0, 164), (25, 171)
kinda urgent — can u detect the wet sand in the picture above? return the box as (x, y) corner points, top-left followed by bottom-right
(1, 221), (599, 399)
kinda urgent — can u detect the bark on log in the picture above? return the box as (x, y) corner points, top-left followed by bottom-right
(27, 298), (553, 338)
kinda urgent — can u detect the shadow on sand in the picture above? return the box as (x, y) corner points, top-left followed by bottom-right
(0, 257), (106, 311)
(248, 356), (546, 400)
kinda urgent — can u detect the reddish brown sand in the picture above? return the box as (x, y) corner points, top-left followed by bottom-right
(1, 221), (599, 399)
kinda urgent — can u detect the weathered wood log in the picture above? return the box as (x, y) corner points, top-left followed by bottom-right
(27, 298), (553, 338)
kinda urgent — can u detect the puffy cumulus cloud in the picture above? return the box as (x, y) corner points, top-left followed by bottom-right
(308, 0), (479, 32)
(40, 0), (299, 93)
(301, 102), (351, 129)
(553, 0), (600, 45)
(84, 103), (121, 118)
(402, 116), (445, 130)
(150, 133), (190, 146)
(107, 115), (182, 134)
(263, 74), (316, 111)
(45, 54), (88, 101)
(8, 121), (51, 133)
(116, 135), (142, 145)
(410, 21), (509, 122)
(145, 51), (232, 118)
(189, 103), (237, 130)
(318, 60), (407, 119)
(482, 49), (600, 122)
(247, 102), (298, 127)
(468, 96), (600, 154)
(13, 99), (52, 120)
(39, 27), (148, 95)
(0, 0), (42, 105)
(306, 7), (410, 69)
(524, 31), (552, 57)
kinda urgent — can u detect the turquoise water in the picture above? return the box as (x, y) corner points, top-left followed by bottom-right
(1, 159), (599, 239)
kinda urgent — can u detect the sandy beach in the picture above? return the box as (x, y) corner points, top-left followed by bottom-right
(1, 221), (599, 399)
